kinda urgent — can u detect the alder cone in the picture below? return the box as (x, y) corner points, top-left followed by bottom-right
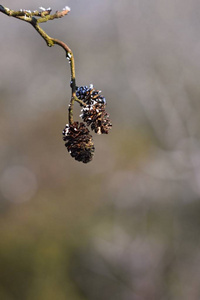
(77, 85), (112, 134)
(63, 122), (95, 163)
(81, 103), (112, 134)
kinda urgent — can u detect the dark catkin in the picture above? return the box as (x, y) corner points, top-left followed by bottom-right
(76, 85), (112, 134)
(63, 122), (95, 163)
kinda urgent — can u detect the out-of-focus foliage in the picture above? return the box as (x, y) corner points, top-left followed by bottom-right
(1, 0), (200, 299)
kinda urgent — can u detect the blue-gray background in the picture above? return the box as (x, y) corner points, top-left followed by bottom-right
(1, 0), (200, 299)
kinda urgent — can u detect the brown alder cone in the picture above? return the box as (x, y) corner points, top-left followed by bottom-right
(63, 122), (95, 163)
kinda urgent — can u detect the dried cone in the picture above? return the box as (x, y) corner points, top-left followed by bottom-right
(63, 122), (95, 163)
(76, 85), (112, 134)
(82, 102), (112, 134)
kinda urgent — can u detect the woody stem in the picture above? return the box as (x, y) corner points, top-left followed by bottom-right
(0, 5), (77, 125)
(52, 38), (76, 124)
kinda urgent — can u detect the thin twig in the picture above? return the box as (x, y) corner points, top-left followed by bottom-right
(0, 4), (77, 123)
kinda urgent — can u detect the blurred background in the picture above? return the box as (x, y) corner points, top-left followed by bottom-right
(1, 0), (200, 299)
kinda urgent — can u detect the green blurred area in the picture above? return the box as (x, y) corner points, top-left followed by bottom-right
(1, 0), (200, 299)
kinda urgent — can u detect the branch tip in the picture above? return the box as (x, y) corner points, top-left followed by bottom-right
(63, 6), (71, 12)
(0, 5), (5, 10)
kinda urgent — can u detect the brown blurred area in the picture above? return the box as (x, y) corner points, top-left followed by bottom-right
(1, 0), (200, 299)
